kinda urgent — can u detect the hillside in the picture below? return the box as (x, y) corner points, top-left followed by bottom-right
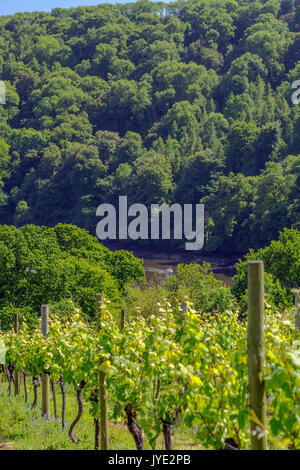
(0, 0), (299, 252)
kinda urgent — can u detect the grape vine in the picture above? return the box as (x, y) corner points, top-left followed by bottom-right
(0, 299), (299, 450)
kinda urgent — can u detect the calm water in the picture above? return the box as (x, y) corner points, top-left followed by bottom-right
(142, 256), (236, 287)
(106, 244), (239, 287)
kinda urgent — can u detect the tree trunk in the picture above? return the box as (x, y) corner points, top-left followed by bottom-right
(1, 365), (8, 381)
(7, 364), (15, 396)
(68, 380), (86, 443)
(176, 386), (184, 423)
(51, 379), (58, 420)
(94, 418), (100, 451)
(163, 421), (172, 450)
(59, 375), (66, 430)
(155, 378), (160, 400)
(23, 370), (28, 404)
(89, 390), (100, 450)
(125, 404), (144, 450)
(32, 376), (40, 408)
(224, 437), (240, 450)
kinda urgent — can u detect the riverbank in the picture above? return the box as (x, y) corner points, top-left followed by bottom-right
(104, 243), (240, 287)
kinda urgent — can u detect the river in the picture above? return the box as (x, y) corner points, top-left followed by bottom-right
(142, 254), (237, 287)
(144, 258), (235, 286)
(106, 244), (239, 287)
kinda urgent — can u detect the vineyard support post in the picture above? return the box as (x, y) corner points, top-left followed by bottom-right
(176, 300), (189, 427)
(97, 294), (109, 450)
(121, 309), (125, 331)
(14, 313), (21, 396)
(247, 261), (267, 450)
(181, 301), (188, 319)
(0, 321), (1, 385)
(295, 289), (299, 335)
(41, 305), (50, 419)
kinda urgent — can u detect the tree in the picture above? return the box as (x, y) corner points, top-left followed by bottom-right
(233, 228), (299, 310)
(296, 1), (300, 24)
(0, 224), (144, 322)
(176, 151), (224, 204)
(0, 139), (10, 180)
(221, 53), (267, 99)
(132, 151), (174, 206)
(13, 200), (32, 226)
(103, 79), (152, 134)
(186, 40), (224, 71)
(225, 121), (258, 174)
(201, 172), (255, 252)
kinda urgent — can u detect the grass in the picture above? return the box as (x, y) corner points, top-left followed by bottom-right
(0, 379), (202, 450)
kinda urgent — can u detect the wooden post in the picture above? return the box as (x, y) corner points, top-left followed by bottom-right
(14, 313), (21, 396)
(41, 305), (50, 419)
(120, 309), (125, 331)
(0, 319), (1, 385)
(295, 289), (299, 335)
(247, 261), (267, 450)
(181, 301), (188, 318)
(0, 320), (2, 385)
(96, 294), (109, 450)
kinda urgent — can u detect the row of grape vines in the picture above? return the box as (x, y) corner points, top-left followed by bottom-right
(0, 298), (299, 450)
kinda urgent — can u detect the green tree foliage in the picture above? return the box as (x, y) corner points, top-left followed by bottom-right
(233, 228), (300, 310)
(166, 262), (233, 313)
(0, 138), (10, 180)
(0, 223), (144, 323)
(0, 1), (299, 252)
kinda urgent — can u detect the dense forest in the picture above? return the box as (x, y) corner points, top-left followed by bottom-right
(0, 0), (299, 252)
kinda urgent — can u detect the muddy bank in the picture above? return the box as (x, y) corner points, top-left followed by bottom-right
(142, 255), (237, 287)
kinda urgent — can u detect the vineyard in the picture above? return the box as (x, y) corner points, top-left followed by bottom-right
(0, 266), (299, 451)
